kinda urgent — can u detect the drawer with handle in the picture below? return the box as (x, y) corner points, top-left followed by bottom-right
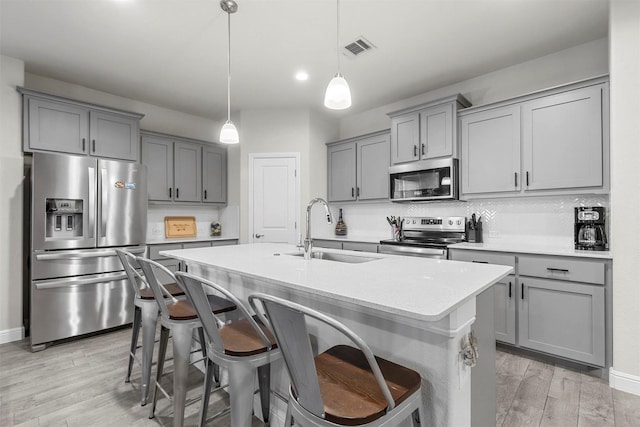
(449, 250), (515, 268)
(518, 254), (605, 285)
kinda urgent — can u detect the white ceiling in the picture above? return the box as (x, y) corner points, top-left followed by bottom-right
(0, 0), (608, 120)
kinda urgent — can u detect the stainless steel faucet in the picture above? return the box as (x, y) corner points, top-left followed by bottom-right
(304, 198), (334, 260)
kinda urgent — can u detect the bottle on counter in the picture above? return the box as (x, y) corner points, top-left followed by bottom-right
(210, 221), (221, 236)
(335, 208), (347, 236)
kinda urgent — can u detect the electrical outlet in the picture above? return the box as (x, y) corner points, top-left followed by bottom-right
(489, 230), (500, 238)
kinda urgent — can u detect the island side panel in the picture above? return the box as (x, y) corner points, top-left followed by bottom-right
(191, 263), (485, 427)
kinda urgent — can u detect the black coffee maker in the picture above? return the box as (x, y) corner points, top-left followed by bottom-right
(574, 207), (607, 251)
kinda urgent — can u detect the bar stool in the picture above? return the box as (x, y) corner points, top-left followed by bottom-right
(116, 249), (187, 406)
(249, 293), (427, 427)
(175, 271), (281, 427)
(136, 257), (236, 427)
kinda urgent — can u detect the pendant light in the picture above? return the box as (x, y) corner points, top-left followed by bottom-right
(324, 0), (351, 110)
(219, 0), (239, 144)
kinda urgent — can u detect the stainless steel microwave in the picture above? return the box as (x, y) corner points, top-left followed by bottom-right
(389, 158), (458, 202)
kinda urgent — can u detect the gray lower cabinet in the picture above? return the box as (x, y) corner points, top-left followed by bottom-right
(148, 240), (238, 273)
(519, 277), (605, 367)
(449, 248), (609, 367)
(459, 77), (609, 199)
(313, 239), (379, 253)
(327, 130), (390, 202)
(20, 88), (143, 161)
(141, 131), (227, 204)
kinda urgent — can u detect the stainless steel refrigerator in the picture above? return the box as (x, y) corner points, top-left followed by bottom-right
(26, 152), (147, 351)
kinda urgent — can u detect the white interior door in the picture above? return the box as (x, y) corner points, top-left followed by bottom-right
(250, 154), (299, 243)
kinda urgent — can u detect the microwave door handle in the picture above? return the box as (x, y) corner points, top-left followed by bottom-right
(100, 167), (107, 238)
(88, 166), (95, 239)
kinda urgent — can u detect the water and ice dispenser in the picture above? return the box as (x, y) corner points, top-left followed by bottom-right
(45, 199), (83, 239)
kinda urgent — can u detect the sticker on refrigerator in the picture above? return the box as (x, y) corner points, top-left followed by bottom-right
(114, 180), (136, 189)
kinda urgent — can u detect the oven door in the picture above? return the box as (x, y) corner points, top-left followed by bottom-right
(379, 243), (447, 259)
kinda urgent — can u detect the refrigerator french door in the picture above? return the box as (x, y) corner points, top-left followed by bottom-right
(28, 152), (147, 351)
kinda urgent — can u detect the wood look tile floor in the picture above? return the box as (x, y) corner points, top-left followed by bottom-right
(0, 327), (638, 427)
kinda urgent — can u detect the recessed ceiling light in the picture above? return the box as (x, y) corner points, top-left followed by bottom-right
(295, 71), (309, 81)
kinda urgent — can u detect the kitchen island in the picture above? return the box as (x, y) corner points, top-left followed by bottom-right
(160, 243), (513, 427)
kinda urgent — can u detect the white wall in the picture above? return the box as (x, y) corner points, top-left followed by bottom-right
(609, 0), (640, 393)
(340, 38), (608, 139)
(237, 109), (338, 243)
(0, 55), (25, 343)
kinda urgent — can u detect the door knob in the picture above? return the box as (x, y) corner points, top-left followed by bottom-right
(255, 234), (264, 238)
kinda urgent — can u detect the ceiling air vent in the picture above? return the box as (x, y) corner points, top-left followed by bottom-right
(343, 37), (375, 57)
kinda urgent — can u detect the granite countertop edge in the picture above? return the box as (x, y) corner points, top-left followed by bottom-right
(449, 242), (612, 260)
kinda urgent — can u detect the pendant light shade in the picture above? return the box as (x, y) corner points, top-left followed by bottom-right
(324, 0), (351, 110)
(220, 120), (239, 144)
(219, 0), (239, 144)
(324, 72), (352, 110)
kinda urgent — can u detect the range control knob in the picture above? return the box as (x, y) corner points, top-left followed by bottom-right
(457, 220), (462, 225)
(448, 220), (453, 225)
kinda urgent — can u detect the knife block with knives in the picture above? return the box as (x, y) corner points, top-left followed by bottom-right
(466, 214), (483, 243)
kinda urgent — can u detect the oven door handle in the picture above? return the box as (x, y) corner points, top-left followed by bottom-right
(379, 244), (447, 257)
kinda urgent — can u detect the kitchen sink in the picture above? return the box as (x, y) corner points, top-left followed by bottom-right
(284, 251), (380, 264)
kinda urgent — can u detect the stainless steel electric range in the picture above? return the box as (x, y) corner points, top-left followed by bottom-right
(379, 216), (466, 259)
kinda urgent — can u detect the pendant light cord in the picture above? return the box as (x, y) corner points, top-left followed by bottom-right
(336, 0), (340, 74)
(227, 10), (232, 122)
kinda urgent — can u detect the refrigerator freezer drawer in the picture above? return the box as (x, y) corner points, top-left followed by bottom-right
(31, 246), (146, 280)
(30, 271), (134, 350)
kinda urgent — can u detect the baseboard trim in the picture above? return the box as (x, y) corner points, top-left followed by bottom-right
(610, 367), (640, 396)
(0, 326), (25, 344)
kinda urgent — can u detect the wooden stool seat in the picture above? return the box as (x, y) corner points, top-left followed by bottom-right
(219, 318), (278, 356)
(167, 294), (237, 320)
(312, 345), (422, 426)
(139, 282), (184, 300)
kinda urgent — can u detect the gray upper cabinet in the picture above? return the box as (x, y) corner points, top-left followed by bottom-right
(19, 88), (143, 161)
(388, 94), (470, 165)
(460, 105), (521, 196)
(522, 85), (605, 192)
(327, 130), (390, 202)
(203, 145), (227, 204)
(141, 134), (173, 201)
(141, 130), (226, 205)
(174, 141), (202, 202)
(459, 77), (609, 199)
(90, 111), (139, 161)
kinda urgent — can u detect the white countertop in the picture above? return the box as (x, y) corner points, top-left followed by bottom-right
(160, 243), (513, 322)
(147, 235), (239, 245)
(449, 242), (612, 260)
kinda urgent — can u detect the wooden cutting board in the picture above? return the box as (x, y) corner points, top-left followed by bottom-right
(164, 216), (197, 238)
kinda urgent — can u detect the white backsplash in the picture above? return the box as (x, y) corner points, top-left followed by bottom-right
(147, 204), (239, 241)
(312, 195), (610, 247)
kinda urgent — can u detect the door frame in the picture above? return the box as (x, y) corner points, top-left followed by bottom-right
(248, 152), (300, 244)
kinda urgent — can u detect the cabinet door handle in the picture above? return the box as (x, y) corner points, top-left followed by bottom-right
(176, 188), (179, 199)
(351, 187), (355, 198)
(82, 138), (86, 152)
(204, 190), (207, 200)
(92, 139), (96, 153)
(546, 267), (569, 273)
(421, 144), (425, 156)
(514, 172), (518, 187)
(526, 171), (529, 186)
(521, 282), (524, 300)
(356, 187), (360, 197)
(472, 260), (488, 264)
(169, 188), (172, 198)
(509, 281), (512, 298)
(413, 145), (418, 157)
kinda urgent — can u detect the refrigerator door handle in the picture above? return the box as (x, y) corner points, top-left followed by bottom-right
(88, 166), (95, 239)
(34, 246), (146, 261)
(100, 167), (108, 238)
(35, 272), (129, 290)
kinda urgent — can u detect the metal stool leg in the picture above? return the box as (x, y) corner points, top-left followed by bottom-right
(126, 305), (142, 384)
(140, 302), (159, 406)
(199, 358), (216, 427)
(150, 325), (170, 419)
(257, 364), (271, 424)
(228, 362), (256, 427)
(171, 322), (195, 427)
